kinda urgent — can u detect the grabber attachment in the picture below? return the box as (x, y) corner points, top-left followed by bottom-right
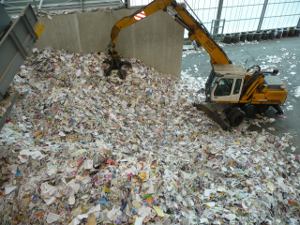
(103, 45), (132, 80)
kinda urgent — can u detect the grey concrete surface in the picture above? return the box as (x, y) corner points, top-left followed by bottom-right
(36, 8), (184, 77)
(182, 37), (300, 152)
(38, 14), (81, 52)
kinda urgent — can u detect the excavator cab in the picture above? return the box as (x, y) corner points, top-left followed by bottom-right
(205, 65), (246, 104)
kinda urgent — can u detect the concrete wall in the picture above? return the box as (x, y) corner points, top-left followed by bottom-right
(36, 8), (184, 77)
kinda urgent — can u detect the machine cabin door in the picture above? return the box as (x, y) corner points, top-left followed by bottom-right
(211, 77), (244, 103)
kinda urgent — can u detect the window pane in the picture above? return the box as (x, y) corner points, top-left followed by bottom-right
(215, 78), (233, 96)
(234, 79), (242, 94)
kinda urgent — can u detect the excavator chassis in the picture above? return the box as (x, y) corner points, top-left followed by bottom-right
(194, 102), (259, 130)
(194, 102), (284, 130)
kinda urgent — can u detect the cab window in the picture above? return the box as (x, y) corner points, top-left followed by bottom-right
(233, 79), (242, 94)
(214, 78), (233, 96)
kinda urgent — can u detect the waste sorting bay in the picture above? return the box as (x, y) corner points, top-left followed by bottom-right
(0, 49), (299, 224)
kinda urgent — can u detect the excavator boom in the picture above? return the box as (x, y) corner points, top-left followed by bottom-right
(107, 0), (231, 74)
(169, 2), (231, 64)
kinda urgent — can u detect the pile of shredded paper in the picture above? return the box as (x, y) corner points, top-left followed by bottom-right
(0, 48), (299, 225)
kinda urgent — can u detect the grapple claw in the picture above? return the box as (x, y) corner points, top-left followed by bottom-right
(103, 49), (132, 79)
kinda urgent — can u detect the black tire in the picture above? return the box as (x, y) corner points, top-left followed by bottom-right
(271, 105), (283, 115)
(256, 105), (269, 114)
(228, 108), (245, 127)
(243, 104), (257, 118)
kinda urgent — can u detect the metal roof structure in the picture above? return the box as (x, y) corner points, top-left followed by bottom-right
(129, 0), (300, 34)
(1, 0), (124, 15)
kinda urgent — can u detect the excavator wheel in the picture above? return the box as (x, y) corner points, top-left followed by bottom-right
(227, 107), (245, 127)
(271, 105), (283, 115)
(242, 104), (257, 118)
(256, 105), (269, 114)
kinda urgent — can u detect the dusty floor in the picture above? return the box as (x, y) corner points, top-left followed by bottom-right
(181, 37), (300, 152)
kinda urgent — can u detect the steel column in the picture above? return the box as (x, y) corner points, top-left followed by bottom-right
(257, 0), (268, 31)
(31, 0), (38, 12)
(124, 0), (130, 8)
(297, 17), (300, 28)
(81, 0), (85, 12)
(213, 0), (224, 35)
(38, 0), (44, 9)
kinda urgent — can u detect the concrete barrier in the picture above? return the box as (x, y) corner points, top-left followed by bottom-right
(36, 8), (184, 77)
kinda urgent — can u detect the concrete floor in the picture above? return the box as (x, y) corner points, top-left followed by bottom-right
(181, 37), (300, 152)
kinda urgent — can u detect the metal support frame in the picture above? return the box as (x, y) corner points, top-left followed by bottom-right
(2, 0), (299, 34)
(124, 0), (130, 8)
(81, 0), (85, 12)
(211, 19), (225, 35)
(32, 0), (37, 12)
(257, 0), (268, 31)
(38, 0), (44, 10)
(183, 0), (202, 23)
(0, 4), (10, 36)
(0, 5), (39, 98)
(213, 0), (224, 35)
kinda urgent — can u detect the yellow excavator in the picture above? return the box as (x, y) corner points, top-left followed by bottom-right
(103, 0), (288, 130)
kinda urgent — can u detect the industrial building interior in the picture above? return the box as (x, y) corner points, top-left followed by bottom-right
(1, 0), (300, 224)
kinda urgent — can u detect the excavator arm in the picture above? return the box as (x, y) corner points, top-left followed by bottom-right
(110, 0), (173, 48)
(105, 0), (231, 78)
